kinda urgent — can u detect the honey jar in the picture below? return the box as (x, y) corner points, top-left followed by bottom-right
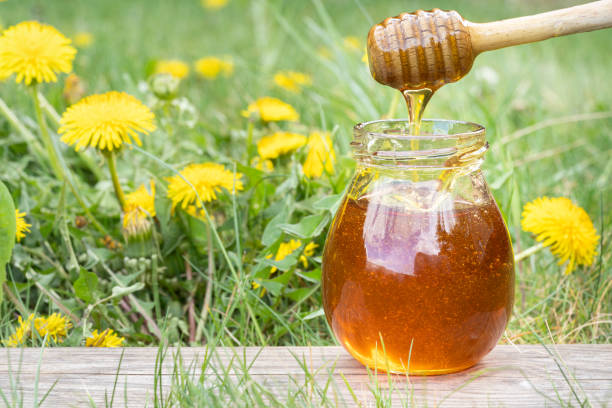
(322, 119), (514, 375)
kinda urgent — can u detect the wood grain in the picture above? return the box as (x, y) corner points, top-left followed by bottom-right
(1, 345), (611, 407)
(470, 0), (612, 54)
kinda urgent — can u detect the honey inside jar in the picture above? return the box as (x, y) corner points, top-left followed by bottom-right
(321, 119), (515, 375)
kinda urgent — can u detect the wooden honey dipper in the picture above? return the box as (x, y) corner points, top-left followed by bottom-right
(367, 0), (612, 91)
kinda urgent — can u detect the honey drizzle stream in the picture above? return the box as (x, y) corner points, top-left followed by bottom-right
(402, 88), (433, 181)
(402, 88), (433, 142)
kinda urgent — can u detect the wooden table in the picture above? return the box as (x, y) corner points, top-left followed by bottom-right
(1, 345), (611, 407)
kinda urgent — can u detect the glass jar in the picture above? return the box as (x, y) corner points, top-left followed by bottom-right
(322, 119), (514, 375)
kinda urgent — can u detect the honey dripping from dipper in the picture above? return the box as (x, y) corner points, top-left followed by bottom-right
(367, 9), (474, 132)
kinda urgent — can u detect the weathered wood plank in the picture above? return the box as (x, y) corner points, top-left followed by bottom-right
(1, 345), (611, 407)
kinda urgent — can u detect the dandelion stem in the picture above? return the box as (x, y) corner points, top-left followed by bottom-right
(246, 121), (254, 163)
(195, 226), (214, 344)
(185, 254), (196, 343)
(161, 101), (174, 137)
(31, 86), (65, 181)
(105, 150), (126, 209)
(514, 242), (545, 263)
(152, 254), (161, 323)
(0, 96), (45, 156)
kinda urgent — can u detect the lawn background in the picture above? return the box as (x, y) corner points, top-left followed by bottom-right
(0, 0), (609, 350)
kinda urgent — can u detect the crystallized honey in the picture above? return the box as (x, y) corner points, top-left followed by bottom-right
(322, 196), (514, 374)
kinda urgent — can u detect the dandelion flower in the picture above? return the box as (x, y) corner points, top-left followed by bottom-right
(86, 329), (125, 347)
(59, 91), (156, 152)
(251, 157), (274, 172)
(185, 205), (208, 222)
(343, 36), (361, 53)
(267, 239), (302, 273)
(3, 314), (34, 347)
(299, 242), (319, 268)
(522, 197), (599, 274)
(166, 163), (244, 210)
(0, 21), (76, 85)
(273, 71), (312, 93)
(195, 57), (234, 79)
(202, 0), (229, 10)
(257, 132), (307, 160)
(303, 131), (336, 179)
(123, 181), (155, 227)
(155, 59), (189, 79)
(242, 97), (299, 122)
(34, 313), (72, 343)
(15, 209), (31, 242)
(73, 31), (93, 48)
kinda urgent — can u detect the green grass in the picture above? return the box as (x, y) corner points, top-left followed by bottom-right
(0, 0), (610, 405)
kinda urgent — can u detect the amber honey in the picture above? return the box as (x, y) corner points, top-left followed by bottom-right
(322, 195), (514, 374)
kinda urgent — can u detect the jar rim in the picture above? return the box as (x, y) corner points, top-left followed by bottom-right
(352, 119), (487, 170)
(353, 118), (485, 140)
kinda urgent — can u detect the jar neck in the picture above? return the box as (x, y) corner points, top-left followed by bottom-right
(352, 119), (487, 174)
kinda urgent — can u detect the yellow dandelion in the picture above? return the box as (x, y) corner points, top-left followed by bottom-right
(303, 131), (336, 179)
(522, 197), (599, 274)
(343, 36), (362, 52)
(166, 163), (244, 210)
(242, 97), (299, 122)
(251, 157), (274, 172)
(257, 132), (307, 160)
(34, 313), (72, 343)
(299, 242), (319, 268)
(73, 31), (93, 48)
(15, 209), (31, 242)
(86, 329), (125, 347)
(273, 71), (312, 93)
(59, 91), (156, 152)
(123, 181), (155, 228)
(185, 204), (208, 222)
(267, 239), (302, 273)
(0, 21), (76, 85)
(3, 314), (34, 347)
(201, 0), (229, 10)
(155, 59), (189, 79)
(194, 57), (234, 79)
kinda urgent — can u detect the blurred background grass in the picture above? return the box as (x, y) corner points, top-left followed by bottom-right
(0, 0), (610, 347)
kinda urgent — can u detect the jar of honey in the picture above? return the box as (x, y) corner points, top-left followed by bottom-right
(322, 119), (515, 375)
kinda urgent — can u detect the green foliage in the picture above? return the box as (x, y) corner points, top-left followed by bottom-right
(73, 268), (98, 303)
(0, 180), (16, 304)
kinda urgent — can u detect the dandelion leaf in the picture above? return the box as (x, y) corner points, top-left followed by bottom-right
(73, 268), (99, 303)
(0, 181), (16, 304)
(279, 213), (330, 239)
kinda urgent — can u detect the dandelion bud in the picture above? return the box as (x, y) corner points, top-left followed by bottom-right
(63, 73), (86, 105)
(122, 210), (154, 258)
(149, 73), (180, 101)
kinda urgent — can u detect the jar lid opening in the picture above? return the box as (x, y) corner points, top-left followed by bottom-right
(352, 119), (487, 170)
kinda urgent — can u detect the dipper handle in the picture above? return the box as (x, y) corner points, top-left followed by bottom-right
(470, 0), (612, 54)
(367, 1), (612, 91)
